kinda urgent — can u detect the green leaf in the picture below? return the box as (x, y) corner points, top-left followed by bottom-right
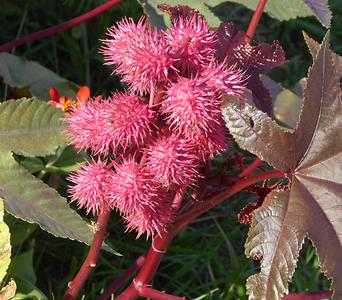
(0, 98), (66, 156)
(8, 249), (36, 285)
(0, 98), (116, 253)
(0, 199), (11, 283)
(7, 250), (47, 300)
(137, 0), (223, 28)
(0, 151), (94, 246)
(10, 279), (47, 300)
(4, 215), (37, 248)
(224, 32), (342, 299)
(0, 53), (78, 100)
(227, 0), (313, 21)
(20, 158), (45, 173)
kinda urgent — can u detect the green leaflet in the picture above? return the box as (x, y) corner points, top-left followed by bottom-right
(0, 98), (66, 156)
(0, 151), (95, 246)
(227, 0), (331, 27)
(223, 32), (342, 299)
(0, 98), (116, 253)
(227, 0), (312, 21)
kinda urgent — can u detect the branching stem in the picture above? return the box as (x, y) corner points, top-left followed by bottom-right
(97, 255), (146, 300)
(239, 158), (263, 177)
(114, 170), (284, 300)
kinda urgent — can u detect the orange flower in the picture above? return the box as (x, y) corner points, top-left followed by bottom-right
(48, 86), (91, 112)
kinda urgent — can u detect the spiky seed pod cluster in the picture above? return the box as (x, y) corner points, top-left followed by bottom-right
(65, 6), (246, 238)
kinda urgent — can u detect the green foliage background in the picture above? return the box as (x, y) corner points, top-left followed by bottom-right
(0, 0), (341, 299)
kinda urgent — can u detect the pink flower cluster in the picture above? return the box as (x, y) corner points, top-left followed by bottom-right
(66, 6), (245, 238)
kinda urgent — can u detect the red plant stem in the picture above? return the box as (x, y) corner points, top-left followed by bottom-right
(0, 0), (122, 53)
(239, 158), (263, 178)
(171, 190), (185, 211)
(138, 286), (186, 300)
(282, 290), (333, 300)
(175, 170), (283, 231)
(97, 255), (146, 300)
(115, 170), (284, 300)
(63, 209), (111, 300)
(246, 0), (268, 42)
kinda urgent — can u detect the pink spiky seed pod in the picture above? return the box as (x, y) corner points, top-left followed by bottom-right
(65, 93), (156, 156)
(65, 99), (113, 155)
(68, 159), (113, 215)
(195, 121), (228, 160)
(123, 197), (172, 239)
(109, 159), (172, 238)
(146, 133), (200, 188)
(101, 17), (174, 94)
(164, 11), (217, 72)
(201, 61), (246, 96)
(162, 76), (221, 138)
(101, 92), (156, 153)
(109, 159), (152, 214)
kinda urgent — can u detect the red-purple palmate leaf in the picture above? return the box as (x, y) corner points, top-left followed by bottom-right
(303, 31), (342, 90)
(238, 184), (274, 224)
(222, 32), (342, 299)
(217, 21), (286, 116)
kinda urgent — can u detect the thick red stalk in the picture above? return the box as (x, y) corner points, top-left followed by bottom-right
(115, 170), (284, 300)
(282, 290), (333, 300)
(97, 255), (146, 300)
(0, 0), (122, 53)
(175, 170), (283, 231)
(239, 158), (263, 178)
(246, 0), (268, 42)
(63, 209), (111, 300)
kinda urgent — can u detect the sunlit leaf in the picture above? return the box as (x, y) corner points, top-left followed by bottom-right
(223, 32), (342, 299)
(0, 279), (16, 299)
(0, 199), (11, 283)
